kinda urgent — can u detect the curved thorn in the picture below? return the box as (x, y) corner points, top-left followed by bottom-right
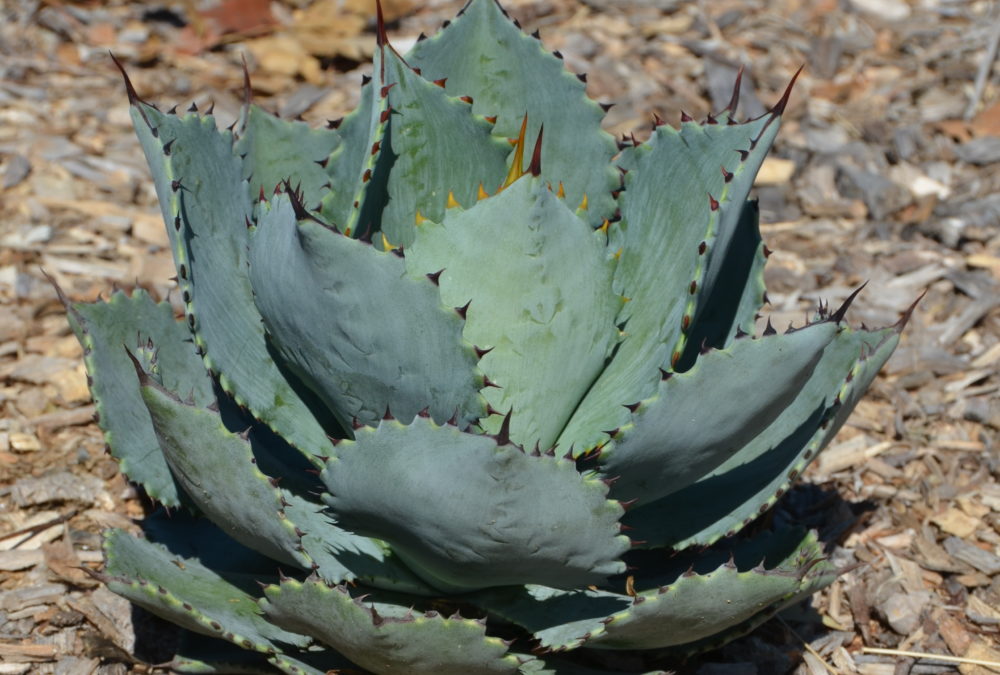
(109, 52), (155, 133)
(725, 64), (745, 115)
(830, 281), (868, 324)
(895, 288), (927, 332)
(375, 0), (388, 48)
(528, 124), (544, 177)
(495, 409), (513, 446)
(109, 52), (143, 106)
(770, 64), (804, 118)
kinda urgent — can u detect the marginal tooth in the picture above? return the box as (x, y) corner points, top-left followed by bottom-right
(501, 113), (530, 189)
(446, 191), (460, 209)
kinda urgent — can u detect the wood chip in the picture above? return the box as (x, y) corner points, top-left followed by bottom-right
(755, 156), (797, 186)
(935, 606), (973, 656)
(69, 586), (135, 653)
(943, 537), (1000, 575)
(0, 643), (57, 662)
(9, 471), (105, 508)
(0, 547), (102, 571)
(43, 536), (97, 586)
(32, 404), (96, 431)
(8, 432), (40, 452)
(818, 439), (894, 475)
(959, 640), (1000, 675)
(0, 583), (67, 612)
(967, 595), (1000, 625)
(931, 507), (981, 538)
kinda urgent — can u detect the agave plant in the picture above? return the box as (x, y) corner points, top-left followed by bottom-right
(64, 1), (911, 672)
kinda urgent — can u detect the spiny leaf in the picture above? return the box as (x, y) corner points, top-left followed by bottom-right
(379, 44), (509, 247)
(405, 177), (619, 449)
(65, 289), (212, 507)
(624, 325), (901, 549)
(136, 365), (432, 594)
(599, 321), (841, 507)
(320, 416), (629, 592)
(249, 193), (485, 430)
(262, 579), (522, 675)
(99, 529), (309, 653)
(235, 103), (340, 209)
(558, 112), (781, 457)
(406, 0), (619, 226)
(126, 101), (336, 465)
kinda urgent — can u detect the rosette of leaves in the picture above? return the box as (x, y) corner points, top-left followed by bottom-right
(65, 1), (913, 672)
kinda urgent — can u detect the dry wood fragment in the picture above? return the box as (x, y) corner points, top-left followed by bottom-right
(0, 643), (57, 661)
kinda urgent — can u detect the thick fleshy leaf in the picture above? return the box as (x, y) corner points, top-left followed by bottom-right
(235, 103), (340, 207)
(65, 289), (212, 506)
(599, 321), (840, 506)
(624, 324), (901, 549)
(99, 529), (309, 653)
(477, 529), (835, 651)
(319, 81), (372, 227)
(690, 136), (781, 353)
(406, 0), (619, 226)
(320, 417), (629, 592)
(137, 369), (431, 594)
(318, 57), (391, 236)
(261, 579), (522, 675)
(127, 101), (335, 462)
(248, 194), (485, 429)
(584, 531), (836, 651)
(379, 46), (509, 247)
(559, 113), (780, 456)
(674, 199), (767, 370)
(405, 177), (620, 449)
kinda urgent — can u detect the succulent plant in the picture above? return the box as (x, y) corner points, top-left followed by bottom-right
(64, 1), (913, 672)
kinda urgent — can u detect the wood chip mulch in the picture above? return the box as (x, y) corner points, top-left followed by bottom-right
(1, 0), (998, 673)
